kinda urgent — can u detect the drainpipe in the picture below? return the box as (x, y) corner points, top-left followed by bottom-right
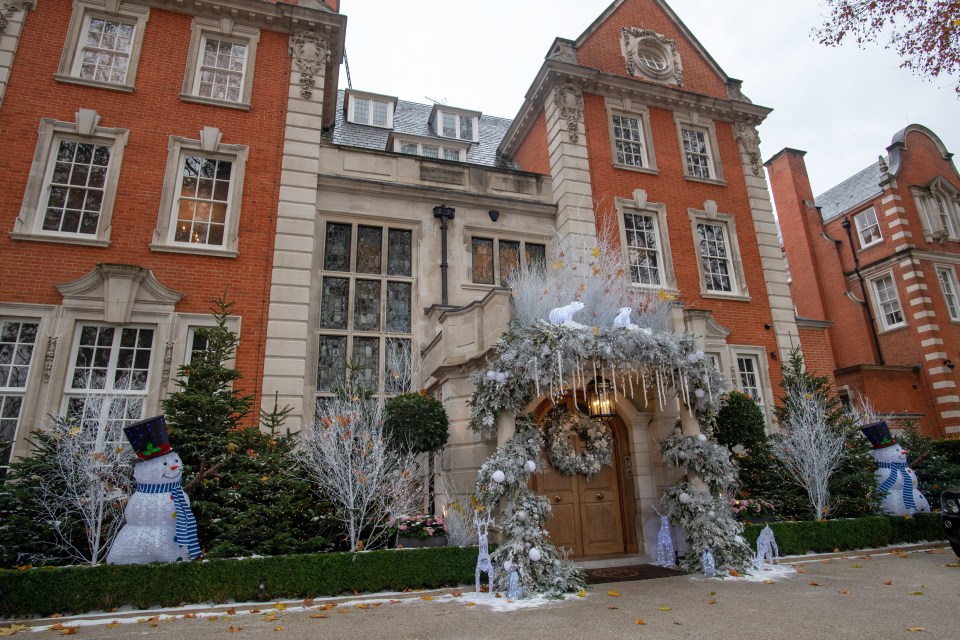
(840, 217), (885, 365)
(433, 205), (455, 306)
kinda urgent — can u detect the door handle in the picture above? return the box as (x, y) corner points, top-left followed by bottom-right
(554, 495), (562, 503)
(596, 493), (604, 501)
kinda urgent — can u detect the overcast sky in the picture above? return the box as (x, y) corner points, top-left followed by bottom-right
(338, 0), (958, 198)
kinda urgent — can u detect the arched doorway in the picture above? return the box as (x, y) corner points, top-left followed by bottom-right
(531, 397), (635, 558)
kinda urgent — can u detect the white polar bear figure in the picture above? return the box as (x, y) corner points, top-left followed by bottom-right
(613, 307), (633, 328)
(107, 452), (193, 564)
(548, 301), (585, 326)
(861, 420), (930, 516)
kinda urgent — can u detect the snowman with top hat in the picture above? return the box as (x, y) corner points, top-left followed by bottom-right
(861, 420), (930, 516)
(106, 415), (203, 564)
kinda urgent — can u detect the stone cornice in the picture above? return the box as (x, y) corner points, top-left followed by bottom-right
(498, 59), (771, 160)
(315, 171), (557, 218)
(0, 1), (35, 35)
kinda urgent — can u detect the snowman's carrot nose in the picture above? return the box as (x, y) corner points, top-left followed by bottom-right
(170, 465), (180, 470)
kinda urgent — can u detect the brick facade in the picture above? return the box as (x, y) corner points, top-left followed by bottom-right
(769, 126), (960, 436)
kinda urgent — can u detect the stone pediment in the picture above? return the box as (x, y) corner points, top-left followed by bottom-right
(56, 264), (183, 323)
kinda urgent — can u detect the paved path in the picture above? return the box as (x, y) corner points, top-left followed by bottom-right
(8, 546), (960, 639)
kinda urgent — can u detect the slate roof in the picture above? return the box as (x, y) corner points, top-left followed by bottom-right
(814, 161), (884, 222)
(328, 90), (517, 169)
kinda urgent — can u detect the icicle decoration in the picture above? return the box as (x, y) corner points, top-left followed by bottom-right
(533, 357), (540, 398)
(656, 515), (675, 567)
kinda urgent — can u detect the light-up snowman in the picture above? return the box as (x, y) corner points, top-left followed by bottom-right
(106, 416), (203, 564)
(860, 420), (930, 516)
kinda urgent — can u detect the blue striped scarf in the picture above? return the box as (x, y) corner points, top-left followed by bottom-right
(137, 481), (203, 560)
(876, 460), (918, 512)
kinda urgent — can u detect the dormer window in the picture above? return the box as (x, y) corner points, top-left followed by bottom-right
(346, 91), (396, 129)
(431, 105), (480, 143)
(393, 135), (467, 162)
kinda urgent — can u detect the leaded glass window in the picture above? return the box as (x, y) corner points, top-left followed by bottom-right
(472, 238), (495, 284)
(318, 223), (414, 398)
(316, 335), (346, 392)
(353, 98), (370, 124)
(372, 100), (389, 127)
(357, 226), (383, 274)
(320, 277), (349, 329)
(0, 320), (38, 476)
(442, 113), (457, 138)
(459, 117), (474, 141)
(499, 240), (520, 286)
(525, 243), (546, 272)
(387, 229), (412, 276)
(386, 282), (411, 333)
(354, 280), (382, 331)
(384, 337), (411, 394)
(422, 145), (439, 158)
(324, 223), (352, 271)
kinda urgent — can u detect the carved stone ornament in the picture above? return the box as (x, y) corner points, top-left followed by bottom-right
(42, 335), (58, 383)
(1, 1), (22, 35)
(553, 84), (584, 143)
(288, 31), (330, 100)
(620, 27), (683, 86)
(161, 341), (174, 386)
(734, 119), (763, 176)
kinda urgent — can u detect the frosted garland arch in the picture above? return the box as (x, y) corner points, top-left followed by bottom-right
(468, 319), (752, 586)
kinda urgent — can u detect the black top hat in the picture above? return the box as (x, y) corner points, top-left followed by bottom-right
(860, 420), (896, 449)
(123, 415), (172, 461)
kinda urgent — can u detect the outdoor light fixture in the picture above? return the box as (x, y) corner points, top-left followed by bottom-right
(946, 360), (956, 370)
(489, 210), (500, 222)
(587, 378), (616, 419)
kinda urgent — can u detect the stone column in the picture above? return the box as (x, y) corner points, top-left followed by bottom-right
(0, 1), (35, 108)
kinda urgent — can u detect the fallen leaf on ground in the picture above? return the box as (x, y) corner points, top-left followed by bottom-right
(607, 589), (620, 597)
(709, 591), (716, 596)
(763, 579), (774, 585)
(465, 602), (476, 607)
(182, 613), (197, 619)
(318, 603), (336, 611)
(48, 623), (66, 631)
(0, 625), (28, 636)
(309, 614), (328, 619)
(905, 627), (927, 632)
(728, 569), (741, 577)
(274, 626), (284, 631)
(356, 604), (370, 610)
(494, 593), (502, 598)
(884, 580), (892, 585)
(706, 597), (717, 605)
(658, 606), (672, 611)
(908, 591), (924, 596)
(944, 563), (959, 568)
(50, 614), (63, 619)
(608, 606), (619, 610)
(227, 608), (237, 615)
(209, 616), (220, 622)
(228, 627), (242, 633)
(105, 622), (120, 628)
(451, 590), (463, 597)
(274, 603), (287, 611)
(303, 598), (314, 607)
(389, 600), (402, 605)
(636, 618), (645, 625)
(839, 589), (851, 595)
(795, 567), (807, 574)
(673, 622), (682, 626)
(250, 608), (261, 614)
(577, 590), (587, 598)
(59, 628), (78, 636)
(821, 559), (833, 564)
(263, 614), (278, 622)
(850, 564), (861, 568)
(372, 603), (382, 607)
(421, 596), (434, 601)
(808, 582), (821, 587)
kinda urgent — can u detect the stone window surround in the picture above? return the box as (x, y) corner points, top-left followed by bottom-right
(180, 16), (259, 111)
(615, 191), (677, 293)
(54, 0), (150, 93)
(346, 90), (396, 129)
(687, 201), (750, 301)
(935, 263), (960, 323)
(673, 111), (724, 185)
(730, 345), (774, 424)
(853, 206), (883, 249)
(12, 109), (129, 247)
(867, 269), (907, 333)
(462, 227), (549, 290)
(911, 178), (960, 243)
(431, 106), (480, 143)
(604, 97), (657, 174)
(151, 127), (248, 257)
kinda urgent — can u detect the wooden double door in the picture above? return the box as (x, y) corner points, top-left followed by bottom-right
(534, 417), (626, 558)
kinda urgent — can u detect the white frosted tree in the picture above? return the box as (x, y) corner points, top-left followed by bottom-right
(296, 383), (421, 551)
(31, 387), (136, 565)
(772, 380), (847, 520)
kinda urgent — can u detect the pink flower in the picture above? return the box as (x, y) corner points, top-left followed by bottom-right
(399, 524), (407, 531)
(426, 527), (434, 536)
